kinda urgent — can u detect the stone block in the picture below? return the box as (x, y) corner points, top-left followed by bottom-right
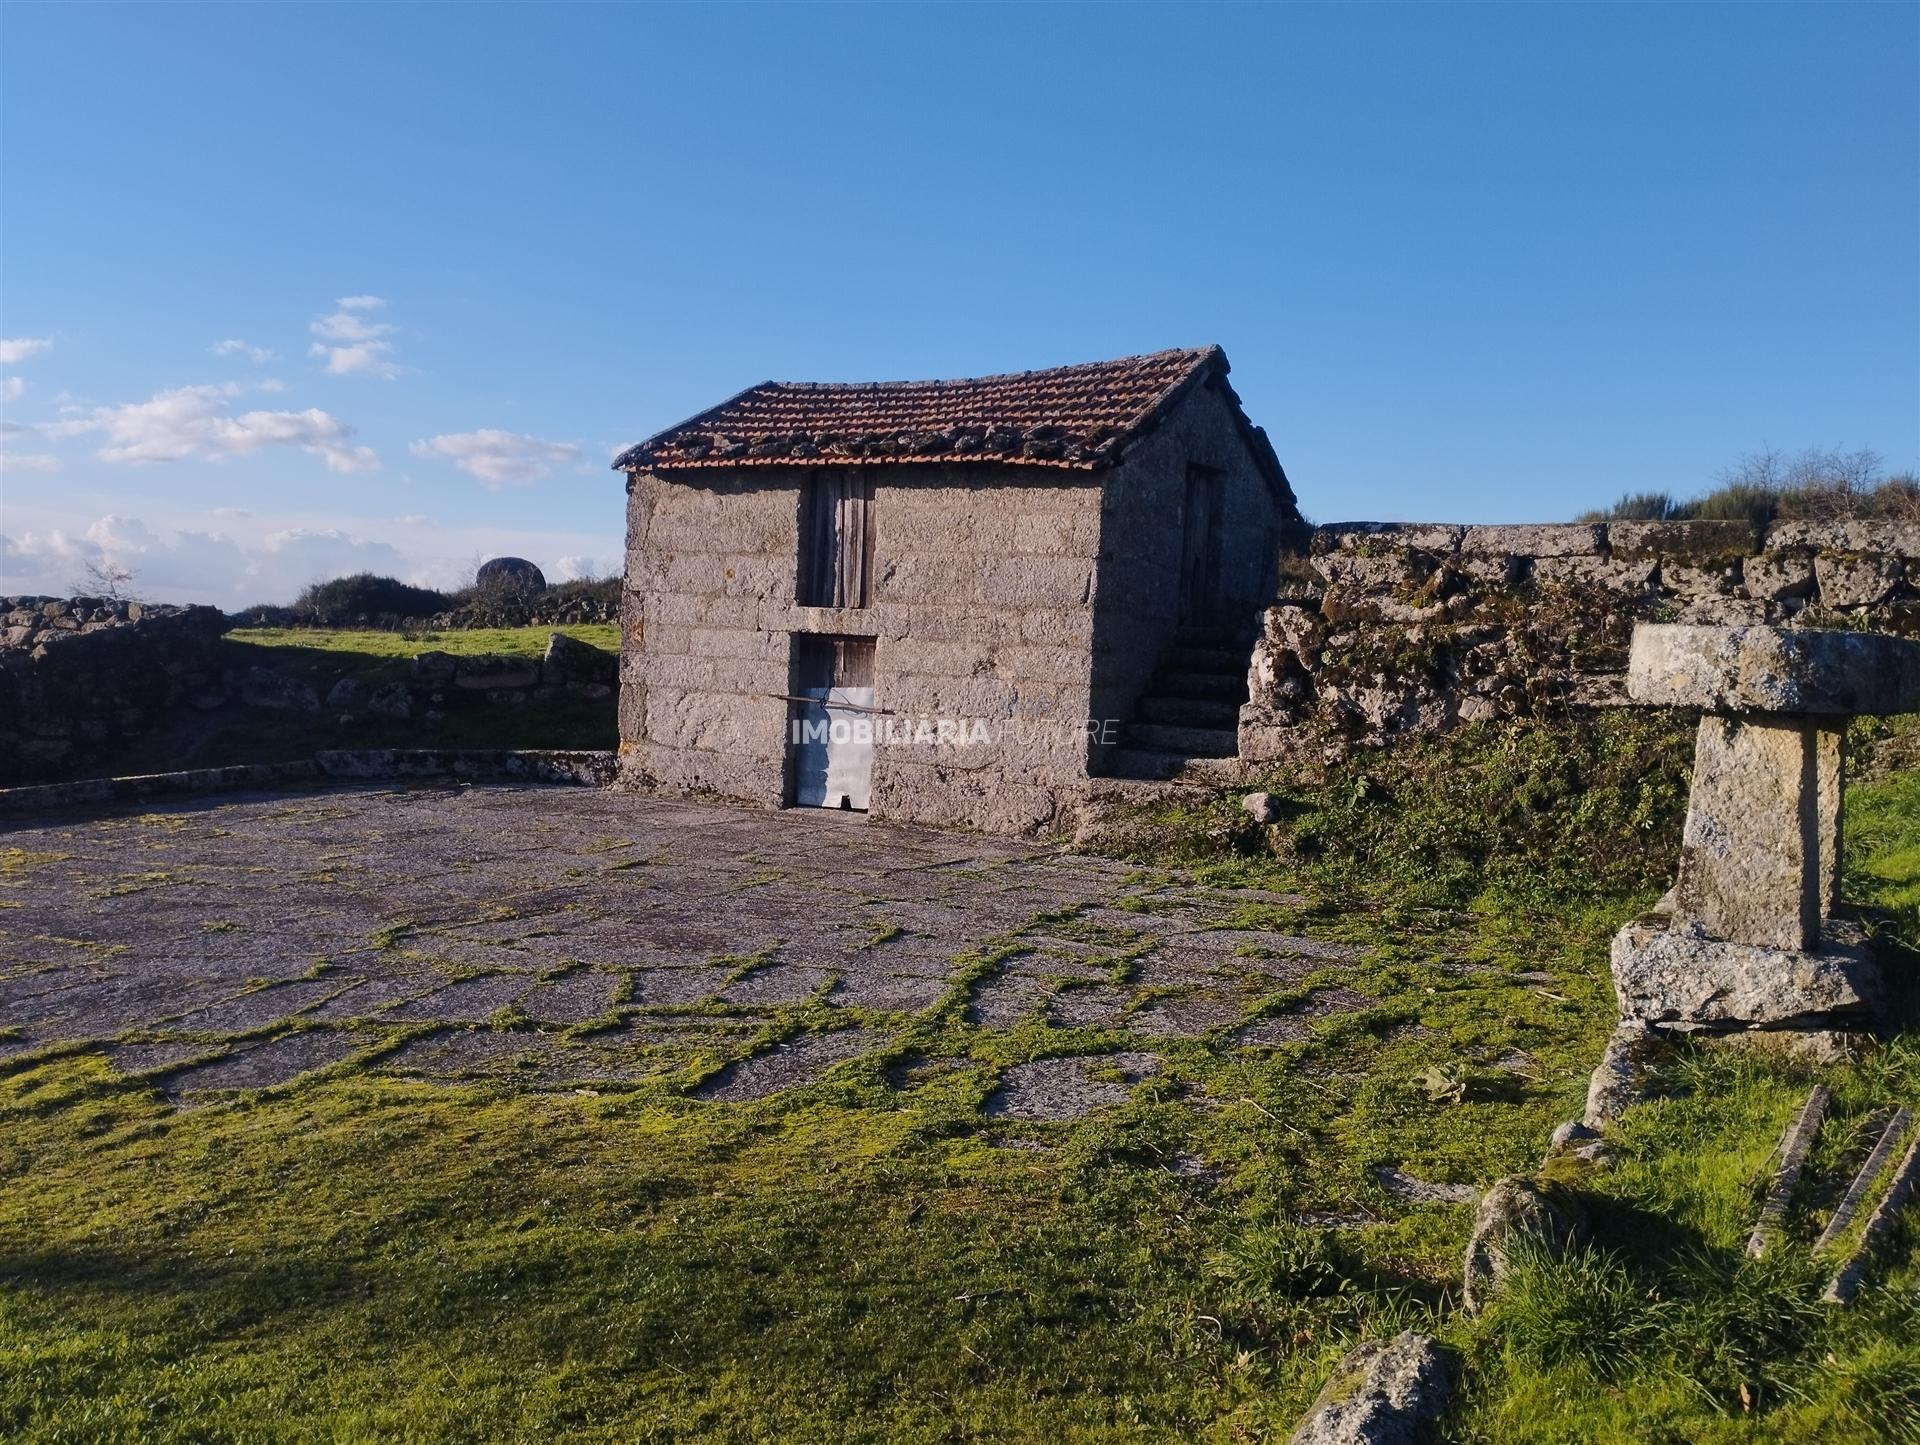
(1765, 519), (1920, 558)
(1311, 551), (1435, 590)
(1001, 644), (1093, 686)
(871, 553), (981, 603)
(544, 630), (618, 683)
(1532, 555), (1657, 590)
(1310, 522), (1465, 555)
(1611, 914), (1880, 1026)
(1815, 553), (1903, 609)
(972, 556), (1094, 609)
(1460, 523), (1604, 558)
(1673, 717), (1838, 950)
(1018, 608), (1095, 647)
(1741, 554), (1815, 603)
(1012, 512), (1101, 557)
(1606, 519), (1760, 562)
(1626, 623), (1920, 715)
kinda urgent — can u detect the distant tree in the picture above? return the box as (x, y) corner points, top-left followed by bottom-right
(71, 558), (137, 601)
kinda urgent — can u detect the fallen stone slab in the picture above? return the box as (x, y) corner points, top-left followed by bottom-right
(1823, 1128), (1920, 1305)
(1813, 1107), (1912, 1255)
(1746, 1085), (1830, 1258)
(1287, 1330), (1454, 1445)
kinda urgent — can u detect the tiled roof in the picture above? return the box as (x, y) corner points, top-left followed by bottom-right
(613, 346), (1225, 472)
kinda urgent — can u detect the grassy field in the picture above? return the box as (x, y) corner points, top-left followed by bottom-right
(101, 625), (620, 776)
(2, 714), (1916, 1441)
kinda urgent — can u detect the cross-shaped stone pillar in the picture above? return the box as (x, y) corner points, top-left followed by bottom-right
(1613, 624), (1920, 1046)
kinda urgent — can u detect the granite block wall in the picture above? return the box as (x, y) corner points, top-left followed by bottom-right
(1241, 518), (1920, 759)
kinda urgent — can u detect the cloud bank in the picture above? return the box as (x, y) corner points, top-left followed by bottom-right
(410, 429), (581, 487)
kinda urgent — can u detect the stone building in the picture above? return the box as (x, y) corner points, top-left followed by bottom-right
(613, 346), (1299, 833)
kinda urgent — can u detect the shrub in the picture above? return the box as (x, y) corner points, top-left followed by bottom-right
(1577, 447), (1920, 528)
(292, 573), (453, 626)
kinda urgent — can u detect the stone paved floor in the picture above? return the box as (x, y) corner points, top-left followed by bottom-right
(0, 785), (1377, 1116)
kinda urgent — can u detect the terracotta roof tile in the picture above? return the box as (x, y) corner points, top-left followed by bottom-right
(614, 346), (1223, 473)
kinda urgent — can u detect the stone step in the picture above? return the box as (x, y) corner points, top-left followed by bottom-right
(1154, 670), (1246, 702)
(1104, 746), (1201, 781)
(1124, 722), (1240, 757)
(1137, 694), (1241, 728)
(1165, 645), (1245, 674)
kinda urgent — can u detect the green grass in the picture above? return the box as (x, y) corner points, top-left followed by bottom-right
(4, 713), (1917, 1440)
(226, 623), (622, 684)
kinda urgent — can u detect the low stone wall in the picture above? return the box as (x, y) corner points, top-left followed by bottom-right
(0, 750), (617, 818)
(1242, 519), (1920, 758)
(0, 598), (233, 785)
(301, 633), (617, 723)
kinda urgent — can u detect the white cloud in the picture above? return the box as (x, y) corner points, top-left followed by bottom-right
(310, 341), (401, 377)
(309, 298), (401, 377)
(409, 429), (581, 487)
(210, 507), (254, 520)
(310, 311), (390, 344)
(0, 451), (61, 473)
(0, 337), (52, 365)
(0, 503), (618, 608)
(46, 382), (379, 473)
(2, 377), (23, 401)
(0, 514), (409, 606)
(259, 378), (287, 392)
(212, 338), (278, 363)
(555, 555), (603, 581)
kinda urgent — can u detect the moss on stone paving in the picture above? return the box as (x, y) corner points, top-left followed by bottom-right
(1, 714), (1916, 1440)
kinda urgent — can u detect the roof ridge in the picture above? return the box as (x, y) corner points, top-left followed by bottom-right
(758, 346), (1216, 394)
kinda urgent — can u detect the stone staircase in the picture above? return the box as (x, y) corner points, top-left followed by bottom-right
(1104, 632), (1249, 781)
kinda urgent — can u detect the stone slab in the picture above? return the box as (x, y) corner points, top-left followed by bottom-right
(1626, 624), (1920, 715)
(1611, 915), (1880, 1026)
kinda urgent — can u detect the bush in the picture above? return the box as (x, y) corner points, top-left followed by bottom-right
(292, 573), (453, 626)
(1577, 447), (1920, 528)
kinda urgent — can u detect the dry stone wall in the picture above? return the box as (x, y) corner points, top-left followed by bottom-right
(0, 597), (232, 785)
(1241, 519), (1920, 759)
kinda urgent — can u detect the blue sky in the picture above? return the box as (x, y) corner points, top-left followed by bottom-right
(2, 2), (1915, 606)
